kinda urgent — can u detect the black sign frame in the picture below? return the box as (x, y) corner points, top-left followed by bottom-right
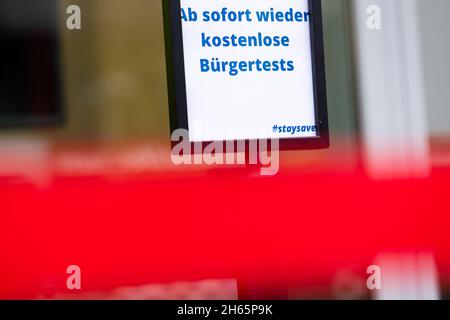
(163, 0), (329, 150)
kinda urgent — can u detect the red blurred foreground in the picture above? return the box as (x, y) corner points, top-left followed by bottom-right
(0, 141), (449, 299)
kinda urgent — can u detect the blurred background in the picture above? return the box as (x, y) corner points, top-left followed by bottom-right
(0, 0), (449, 300)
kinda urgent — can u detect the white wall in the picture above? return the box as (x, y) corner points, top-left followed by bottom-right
(350, 0), (430, 179)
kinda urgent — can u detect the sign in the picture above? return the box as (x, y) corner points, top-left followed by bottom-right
(164, 0), (329, 149)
